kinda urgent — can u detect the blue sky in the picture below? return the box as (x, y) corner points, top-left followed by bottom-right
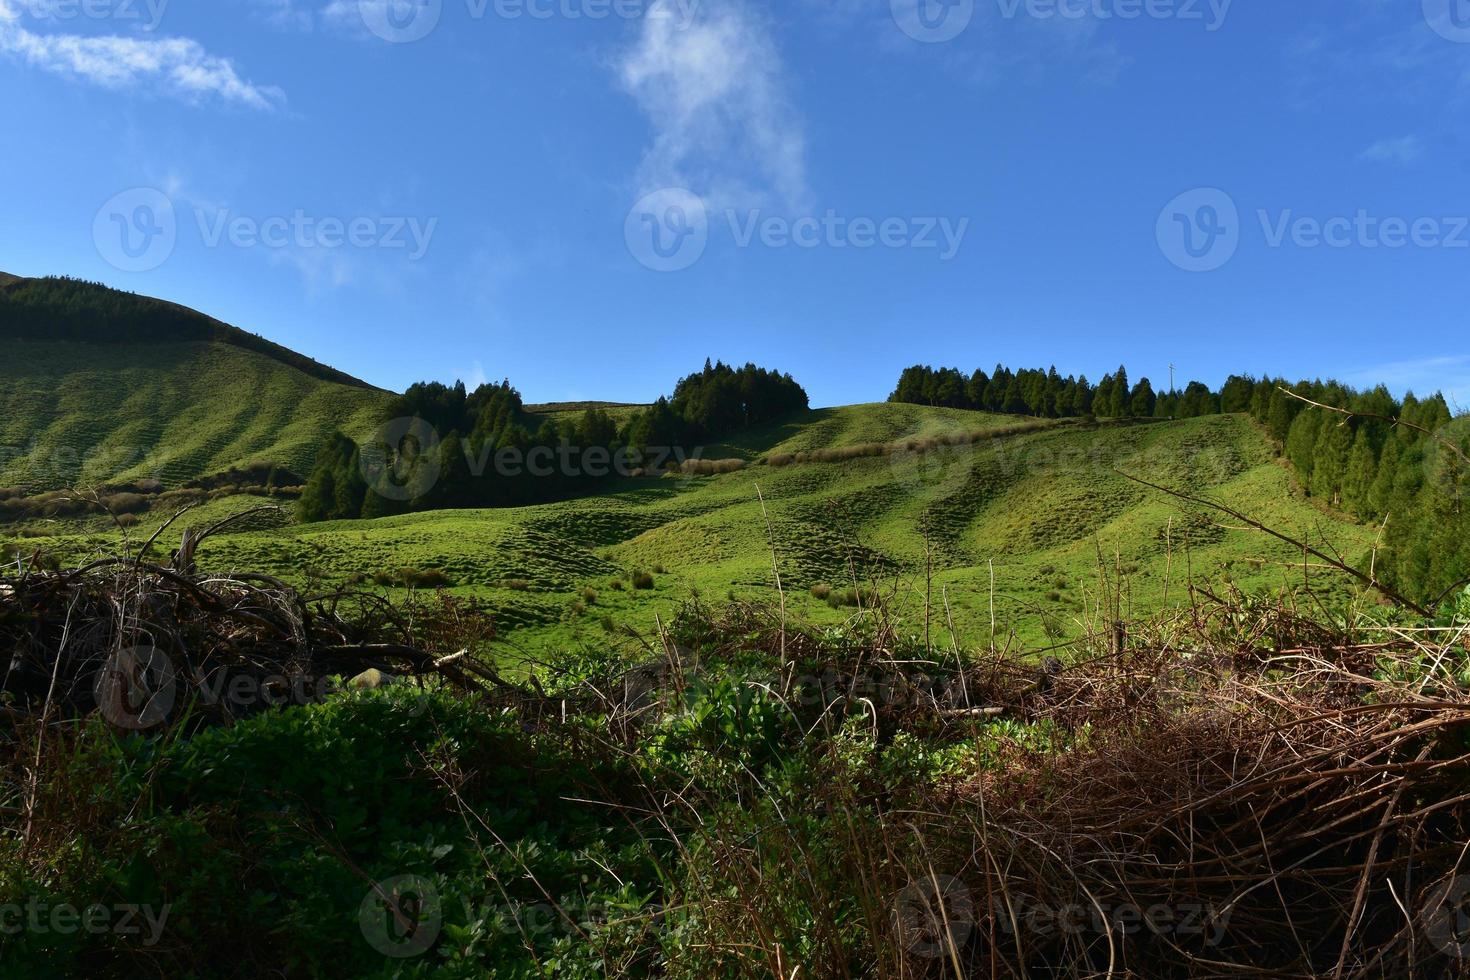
(2, 0), (1468, 407)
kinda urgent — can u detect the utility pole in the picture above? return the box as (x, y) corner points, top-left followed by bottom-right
(1169, 363), (1176, 394)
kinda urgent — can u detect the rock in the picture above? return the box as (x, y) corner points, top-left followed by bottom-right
(349, 668), (396, 691)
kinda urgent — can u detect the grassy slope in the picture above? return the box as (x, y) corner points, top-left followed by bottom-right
(704, 402), (1020, 460)
(102, 405), (1370, 660)
(0, 339), (392, 489)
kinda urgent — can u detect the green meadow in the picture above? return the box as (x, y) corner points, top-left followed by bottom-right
(7, 405), (1374, 662)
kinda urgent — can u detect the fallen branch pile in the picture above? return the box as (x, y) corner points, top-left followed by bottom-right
(894, 629), (1470, 977)
(0, 552), (496, 730)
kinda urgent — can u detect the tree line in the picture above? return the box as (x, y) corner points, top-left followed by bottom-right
(298, 361), (809, 522)
(1248, 382), (1467, 607)
(889, 363), (1246, 419)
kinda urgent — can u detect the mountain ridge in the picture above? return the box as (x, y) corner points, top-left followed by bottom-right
(1, 275), (392, 490)
(0, 274), (382, 391)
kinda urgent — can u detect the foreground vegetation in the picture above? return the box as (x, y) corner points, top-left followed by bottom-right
(3, 541), (1469, 977)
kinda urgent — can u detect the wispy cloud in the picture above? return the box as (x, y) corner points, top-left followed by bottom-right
(252, 0), (395, 39)
(248, 0), (315, 32)
(801, 0), (1131, 91)
(0, 0), (284, 109)
(1285, 10), (1470, 112)
(1359, 135), (1424, 166)
(321, 0), (376, 36)
(618, 0), (808, 212)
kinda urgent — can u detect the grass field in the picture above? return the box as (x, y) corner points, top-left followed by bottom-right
(6, 405), (1375, 663)
(0, 339), (392, 489)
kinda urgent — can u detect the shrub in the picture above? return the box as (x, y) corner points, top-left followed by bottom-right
(810, 583), (832, 600)
(632, 571), (655, 590)
(101, 492), (151, 515)
(582, 587), (598, 605)
(826, 587), (879, 609)
(410, 568), (450, 589)
(676, 458), (746, 477)
(374, 568), (451, 589)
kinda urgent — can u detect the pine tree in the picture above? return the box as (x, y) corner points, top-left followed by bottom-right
(1342, 428), (1377, 519)
(1129, 378), (1157, 418)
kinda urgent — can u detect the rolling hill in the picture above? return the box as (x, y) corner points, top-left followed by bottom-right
(0, 276), (1379, 658)
(0, 274), (392, 489)
(16, 406), (1373, 658)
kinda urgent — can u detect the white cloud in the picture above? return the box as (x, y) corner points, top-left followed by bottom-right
(0, 2), (284, 109)
(320, 0), (367, 34)
(244, 0), (382, 39)
(618, 0), (808, 212)
(1359, 135), (1424, 166)
(251, 0), (315, 32)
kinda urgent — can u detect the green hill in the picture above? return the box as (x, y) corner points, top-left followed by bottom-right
(0, 275), (392, 489)
(34, 406), (1370, 657)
